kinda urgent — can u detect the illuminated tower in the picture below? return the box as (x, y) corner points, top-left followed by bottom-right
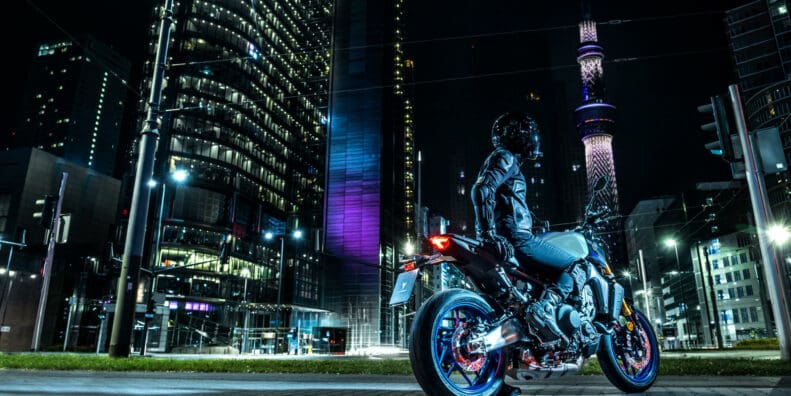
(574, 7), (619, 212)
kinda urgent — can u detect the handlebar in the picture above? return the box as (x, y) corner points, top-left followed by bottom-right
(573, 205), (613, 233)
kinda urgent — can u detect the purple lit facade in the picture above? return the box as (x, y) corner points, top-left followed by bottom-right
(323, 0), (416, 348)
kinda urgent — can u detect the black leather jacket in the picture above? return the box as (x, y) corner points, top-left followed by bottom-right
(471, 147), (532, 240)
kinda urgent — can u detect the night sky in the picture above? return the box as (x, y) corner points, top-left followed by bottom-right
(6, 0), (748, 223)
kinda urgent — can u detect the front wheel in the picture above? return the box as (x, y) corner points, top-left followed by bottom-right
(597, 307), (660, 393)
(409, 289), (508, 396)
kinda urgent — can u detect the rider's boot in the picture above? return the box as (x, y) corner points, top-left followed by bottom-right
(525, 289), (567, 343)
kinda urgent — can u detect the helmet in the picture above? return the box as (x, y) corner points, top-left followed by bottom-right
(491, 111), (542, 160)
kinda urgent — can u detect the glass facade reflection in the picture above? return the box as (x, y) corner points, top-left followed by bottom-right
(131, 0), (331, 352)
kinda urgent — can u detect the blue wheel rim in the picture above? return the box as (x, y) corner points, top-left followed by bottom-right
(430, 302), (503, 394)
(610, 311), (659, 384)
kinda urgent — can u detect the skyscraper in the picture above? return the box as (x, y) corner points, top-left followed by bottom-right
(574, 5), (620, 212)
(131, 0), (332, 350)
(726, 0), (790, 100)
(10, 35), (130, 176)
(323, 0), (417, 348)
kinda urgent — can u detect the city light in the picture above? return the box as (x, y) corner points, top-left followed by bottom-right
(171, 169), (189, 183)
(293, 230), (303, 239)
(767, 223), (791, 245)
(264, 232), (273, 240)
(404, 241), (415, 255)
(664, 238), (677, 248)
(147, 179), (157, 188)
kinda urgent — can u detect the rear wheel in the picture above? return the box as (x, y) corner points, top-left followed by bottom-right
(597, 307), (660, 393)
(409, 289), (507, 396)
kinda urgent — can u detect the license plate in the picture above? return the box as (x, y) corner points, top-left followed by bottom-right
(389, 269), (419, 306)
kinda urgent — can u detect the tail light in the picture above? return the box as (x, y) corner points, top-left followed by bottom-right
(429, 235), (451, 251)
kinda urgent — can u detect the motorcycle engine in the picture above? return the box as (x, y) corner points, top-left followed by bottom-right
(575, 285), (600, 350)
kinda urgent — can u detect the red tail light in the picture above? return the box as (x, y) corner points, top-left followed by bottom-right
(429, 235), (451, 251)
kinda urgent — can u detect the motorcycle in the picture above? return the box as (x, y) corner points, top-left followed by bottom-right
(389, 177), (659, 395)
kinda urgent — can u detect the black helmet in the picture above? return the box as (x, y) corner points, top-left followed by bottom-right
(491, 111), (542, 160)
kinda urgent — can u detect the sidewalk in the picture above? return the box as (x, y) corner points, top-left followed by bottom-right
(661, 349), (781, 360)
(141, 348), (780, 361)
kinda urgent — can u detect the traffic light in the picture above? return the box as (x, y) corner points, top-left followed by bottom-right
(698, 95), (735, 162)
(33, 195), (57, 228)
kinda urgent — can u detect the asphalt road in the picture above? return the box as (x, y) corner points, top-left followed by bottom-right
(0, 370), (788, 396)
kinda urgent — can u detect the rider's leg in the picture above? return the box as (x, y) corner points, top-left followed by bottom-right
(512, 234), (577, 342)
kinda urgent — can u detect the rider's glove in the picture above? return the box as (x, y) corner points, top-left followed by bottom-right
(480, 229), (514, 261)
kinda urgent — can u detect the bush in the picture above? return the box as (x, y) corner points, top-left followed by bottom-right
(734, 338), (779, 350)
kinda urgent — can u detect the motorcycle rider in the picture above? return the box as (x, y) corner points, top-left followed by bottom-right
(471, 111), (578, 350)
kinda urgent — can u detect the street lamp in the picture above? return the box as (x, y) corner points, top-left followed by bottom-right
(240, 267), (250, 353)
(265, 230), (302, 329)
(404, 241), (415, 256)
(151, 168), (189, 269)
(622, 270), (635, 299)
(139, 168), (188, 356)
(664, 238), (690, 348)
(768, 223), (791, 245)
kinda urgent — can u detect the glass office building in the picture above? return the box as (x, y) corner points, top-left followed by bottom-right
(129, 0), (332, 352)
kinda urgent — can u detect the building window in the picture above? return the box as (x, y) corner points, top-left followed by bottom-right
(746, 285), (754, 296)
(750, 306), (759, 322)
(739, 252), (748, 263)
(742, 269), (751, 280)
(723, 256), (730, 267)
(712, 259), (719, 269)
(726, 272), (733, 283)
(737, 286), (745, 298)
(741, 308), (749, 323)
(734, 271), (742, 281)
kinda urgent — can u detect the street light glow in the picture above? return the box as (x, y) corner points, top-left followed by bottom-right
(767, 223), (791, 244)
(264, 232), (273, 240)
(293, 230), (303, 239)
(240, 268), (250, 278)
(147, 179), (157, 188)
(172, 169), (189, 183)
(664, 239), (677, 248)
(404, 241), (415, 255)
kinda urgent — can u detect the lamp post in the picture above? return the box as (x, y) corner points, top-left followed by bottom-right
(240, 267), (250, 353)
(665, 238), (690, 348)
(139, 169), (188, 356)
(622, 270), (635, 300)
(265, 230), (302, 330)
(109, 0), (174, 358)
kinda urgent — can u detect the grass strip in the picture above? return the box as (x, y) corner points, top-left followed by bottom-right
(1, 354), (789, 376)
(0, 354), (412, 375)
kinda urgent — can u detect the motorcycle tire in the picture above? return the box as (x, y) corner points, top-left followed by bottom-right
(597, 307), (660, 393)
(409, 289), (508, 396)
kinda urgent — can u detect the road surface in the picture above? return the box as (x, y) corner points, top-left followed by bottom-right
(0, 370), (788, 395)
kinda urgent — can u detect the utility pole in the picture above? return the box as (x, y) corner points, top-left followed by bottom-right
(109, 0), (174, 358)
(729, 84), (791, 361)
(31, 172), (68, 351)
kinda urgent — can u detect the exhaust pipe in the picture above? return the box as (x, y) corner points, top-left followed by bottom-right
(507, 355), (585, 380)
(473, 318), (524, 352)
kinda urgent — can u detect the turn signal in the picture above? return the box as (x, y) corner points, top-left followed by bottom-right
(429, 235), (451, 251)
